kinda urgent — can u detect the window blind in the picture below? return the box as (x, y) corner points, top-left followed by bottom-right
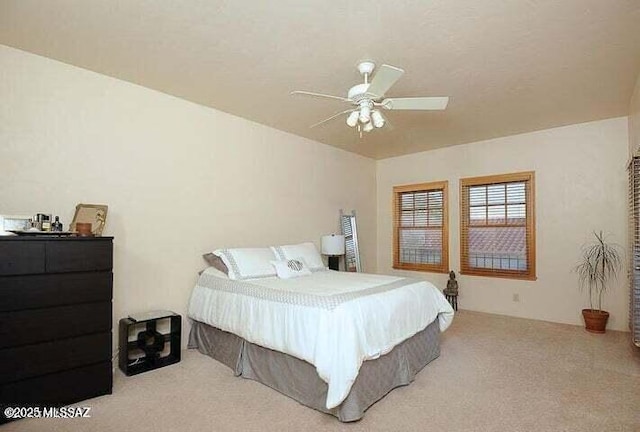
(460, 172), (536, 280)
(628, 157), (640, 346)
(393, 181), (448, 273)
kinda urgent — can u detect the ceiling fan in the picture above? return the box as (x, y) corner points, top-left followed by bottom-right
(291, 61), (449, 135)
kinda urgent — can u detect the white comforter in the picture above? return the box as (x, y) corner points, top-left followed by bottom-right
(188, 269), (454, 409)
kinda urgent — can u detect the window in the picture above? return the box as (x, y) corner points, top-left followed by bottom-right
(393, 181), (448, 273)
(629, 157), (640, 344)
(460, 172), (536, 280)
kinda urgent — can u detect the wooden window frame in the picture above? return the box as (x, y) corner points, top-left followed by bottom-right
(393, 181), (449, 273)
(460, 171), (536, 280)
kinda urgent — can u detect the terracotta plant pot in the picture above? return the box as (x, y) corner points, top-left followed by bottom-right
(582, 309), (609, 333)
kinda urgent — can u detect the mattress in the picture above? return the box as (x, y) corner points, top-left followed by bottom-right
(187, 268), (454, 409)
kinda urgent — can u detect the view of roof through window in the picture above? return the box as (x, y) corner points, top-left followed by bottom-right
(399, 190), (443, 266)
(467, 182), (527, 270)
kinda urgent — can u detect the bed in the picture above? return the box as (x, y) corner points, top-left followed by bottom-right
(187, 245), (454, 421)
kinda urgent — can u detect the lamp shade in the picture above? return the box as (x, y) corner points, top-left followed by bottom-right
(371, 110), (385, 128)
(321, 234), (345, 255)
(358, 105), (371, 124)
(346, 111), (359, 127)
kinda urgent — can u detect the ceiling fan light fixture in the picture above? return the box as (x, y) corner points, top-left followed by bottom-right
(359, 105), (371, 124)
(346, 110), (359, 127)
(371, 110), (385, 128)
(362, 121), (374, 133)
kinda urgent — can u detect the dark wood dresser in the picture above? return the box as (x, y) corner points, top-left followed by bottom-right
(0, 236), (113, 418)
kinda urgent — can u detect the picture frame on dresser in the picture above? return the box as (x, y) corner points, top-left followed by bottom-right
(70, 203), (108, 236)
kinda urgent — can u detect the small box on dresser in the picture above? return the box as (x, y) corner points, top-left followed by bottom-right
(0, 236), (113, 423)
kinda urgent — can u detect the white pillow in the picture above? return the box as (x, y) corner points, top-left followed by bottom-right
(201, 266), (230, 279)
(271, 242), (325, 271)
(271, 258), (312, 279)
(213, 247), (277, 280)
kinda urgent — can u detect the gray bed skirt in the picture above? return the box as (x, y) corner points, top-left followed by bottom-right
(188, 319), (441, 422)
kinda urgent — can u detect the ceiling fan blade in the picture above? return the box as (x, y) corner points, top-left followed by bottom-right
(309, 109), (356, 128)
(290, 90), (351, 102)
(381, 97), (449, 110)
(366, 64), (404, 98)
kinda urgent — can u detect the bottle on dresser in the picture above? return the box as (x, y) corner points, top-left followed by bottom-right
(51, 216), (63, 232)
(35, 213), (52, 231)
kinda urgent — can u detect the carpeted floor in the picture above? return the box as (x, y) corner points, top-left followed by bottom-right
(5, 310), (640, 432)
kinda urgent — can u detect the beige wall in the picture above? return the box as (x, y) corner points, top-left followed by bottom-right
(630, 73), (640, 156)
(377, 117), (629, 331)
(1, 43), (632, 341)
(0, 45), (377, 348)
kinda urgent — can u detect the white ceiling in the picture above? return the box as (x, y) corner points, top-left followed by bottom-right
(1, 0), (639, 159)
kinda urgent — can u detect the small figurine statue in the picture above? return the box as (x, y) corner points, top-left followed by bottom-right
(94, 209), (106, 235)
(443, 270), (459, 311)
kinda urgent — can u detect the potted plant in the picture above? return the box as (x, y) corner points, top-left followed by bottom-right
(575, 231), (623, 333)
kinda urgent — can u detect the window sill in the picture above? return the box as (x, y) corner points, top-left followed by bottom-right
(459, 270), (537, 281)
(393, 264), (449, 274)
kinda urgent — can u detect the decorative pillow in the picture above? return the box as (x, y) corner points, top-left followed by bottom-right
(202, 253), (229, 275)
(213, 247), (277, 280)
(271, 258), (312, 279)
(270, 242), (325, 271)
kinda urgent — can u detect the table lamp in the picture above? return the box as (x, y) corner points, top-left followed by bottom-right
(321, 234), (345, 271)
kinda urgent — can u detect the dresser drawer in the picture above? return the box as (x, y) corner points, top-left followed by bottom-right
(46, 240), (112, 273)
(0, 272), (112, 312)
(0, 361), (112, 406)
(0, 332), (111, 384)
(0, 242), (45, 276)
(0, 302), (112, 349)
